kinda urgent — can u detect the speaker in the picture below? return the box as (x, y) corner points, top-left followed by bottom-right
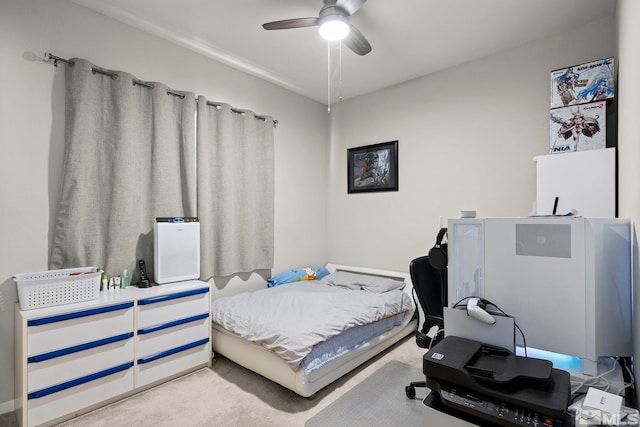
(428, 228), (448, 270)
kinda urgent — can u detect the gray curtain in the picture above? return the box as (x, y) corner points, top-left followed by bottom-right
(197, 96), (274, 278)
(50, 58), (196, 281)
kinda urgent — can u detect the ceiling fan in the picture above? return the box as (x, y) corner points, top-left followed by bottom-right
(262, 0), (372, 56)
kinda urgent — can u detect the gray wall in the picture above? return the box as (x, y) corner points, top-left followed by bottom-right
(617, 0), (640, 408)
(0, 0), (328, 411)
(326, 16), (617, 272)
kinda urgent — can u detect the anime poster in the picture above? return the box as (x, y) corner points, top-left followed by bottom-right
(549, 101), (606, 153)
(550, 57), (614, 109)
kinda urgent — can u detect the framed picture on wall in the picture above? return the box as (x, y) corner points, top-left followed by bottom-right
(347, 140), (398, 193)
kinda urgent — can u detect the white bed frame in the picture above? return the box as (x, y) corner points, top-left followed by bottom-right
(211, 263), (419, 397)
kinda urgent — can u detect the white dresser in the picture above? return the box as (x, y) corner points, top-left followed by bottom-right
(14, 280), (211, 427)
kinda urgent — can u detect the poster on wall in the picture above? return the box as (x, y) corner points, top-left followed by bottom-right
(549, 101), (606, 153)
(550, 57), (614, 109)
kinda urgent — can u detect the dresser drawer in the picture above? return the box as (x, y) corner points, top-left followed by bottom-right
(27, 303), (134, 356)
(28, 334), (134, 393)
(27, 363), (133, 427)
(137, 314), (209, 358)
(137, 287), (209, 329)
(136, 338), (210, 388)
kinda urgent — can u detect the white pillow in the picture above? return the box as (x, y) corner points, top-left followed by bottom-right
(318, 271), (405, 293)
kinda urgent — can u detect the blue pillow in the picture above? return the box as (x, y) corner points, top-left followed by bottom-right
(267, 266), (330, 287)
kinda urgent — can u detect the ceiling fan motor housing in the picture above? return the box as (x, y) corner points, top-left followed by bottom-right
(319, 5), (350, 24)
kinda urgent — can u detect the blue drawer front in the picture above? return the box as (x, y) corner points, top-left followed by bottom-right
(137, 287), (209, 306)
(28, 332), (134, 363)
(27, 302), (134, 327)
(28, 362), (133, 400)
(137, 338), (209, 364)
(137, 313), (209, 335)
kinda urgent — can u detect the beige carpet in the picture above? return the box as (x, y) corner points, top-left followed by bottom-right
(41, 335), (424, 427)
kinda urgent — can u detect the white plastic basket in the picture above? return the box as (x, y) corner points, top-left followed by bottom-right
(14, 266), (103, 310)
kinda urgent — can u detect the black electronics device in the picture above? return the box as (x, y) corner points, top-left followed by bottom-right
(424, 388), (569, 427)
(137, 259), (152, 288)
(424, 336), (571, 426)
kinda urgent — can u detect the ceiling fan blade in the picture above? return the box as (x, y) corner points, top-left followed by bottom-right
(336, 0), (366, 15)
(263, 17), (318, 30)
(343, 25), (371, 56)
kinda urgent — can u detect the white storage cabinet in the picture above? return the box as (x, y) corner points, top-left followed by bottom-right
(15, 281), (211, 427)
(448, 217), (632, 376)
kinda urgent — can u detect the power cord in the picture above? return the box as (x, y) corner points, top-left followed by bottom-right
(452, 296), (528, 357)
(569, 357), (636, 398)
(617, 364), (635, 396)
(570, 358), (618, 395)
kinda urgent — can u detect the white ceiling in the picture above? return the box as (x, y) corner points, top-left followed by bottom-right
(72, 0), (616, 105)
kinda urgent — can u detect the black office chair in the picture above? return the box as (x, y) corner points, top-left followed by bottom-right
(405, 255), (447, 399)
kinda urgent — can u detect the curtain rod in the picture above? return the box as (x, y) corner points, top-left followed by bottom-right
(43, 52), (278, 128)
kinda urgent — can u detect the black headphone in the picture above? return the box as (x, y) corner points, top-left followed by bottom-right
(428, 228), (448, 270)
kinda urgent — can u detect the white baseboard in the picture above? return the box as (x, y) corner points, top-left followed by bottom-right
(0, 399), (14, 415)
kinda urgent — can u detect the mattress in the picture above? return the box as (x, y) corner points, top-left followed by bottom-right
(211, 263), (418, 397)
(301, 312), (408, 374)
(211, 270), (414, 370)
(211, 314), (416, 396)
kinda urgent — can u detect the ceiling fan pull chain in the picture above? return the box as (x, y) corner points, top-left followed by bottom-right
(327, 41), (331, 112)
(339, 42), (343, 103)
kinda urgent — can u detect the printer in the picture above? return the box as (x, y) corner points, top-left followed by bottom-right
(423, 336), (572, 427)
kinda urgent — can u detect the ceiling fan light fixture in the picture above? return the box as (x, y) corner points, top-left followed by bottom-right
(319, 15), (350, 41)
(262, 1), (371, 55)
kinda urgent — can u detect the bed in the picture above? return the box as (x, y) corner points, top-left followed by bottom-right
(211, 263), (418, 397)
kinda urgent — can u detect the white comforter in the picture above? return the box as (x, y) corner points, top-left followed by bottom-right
(211, 280), (414, 370)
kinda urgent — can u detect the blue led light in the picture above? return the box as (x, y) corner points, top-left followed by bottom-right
(516, 346), (583, 373)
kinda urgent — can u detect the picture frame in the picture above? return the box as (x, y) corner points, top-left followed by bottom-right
(347, 140), (398, 193)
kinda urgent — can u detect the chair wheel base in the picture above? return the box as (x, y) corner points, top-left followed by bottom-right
(405, 385), (416, 399)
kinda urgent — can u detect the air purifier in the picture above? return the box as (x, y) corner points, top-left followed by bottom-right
(154, 217), (200, 284)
